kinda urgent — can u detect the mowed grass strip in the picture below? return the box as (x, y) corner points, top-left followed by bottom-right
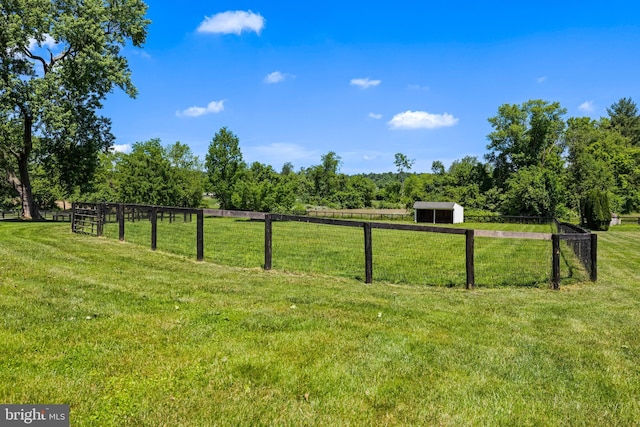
(1, 222), (640, 425)
(106, 218), (569, 287)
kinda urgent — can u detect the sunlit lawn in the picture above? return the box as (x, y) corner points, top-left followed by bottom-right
(1, 221), (639, 425)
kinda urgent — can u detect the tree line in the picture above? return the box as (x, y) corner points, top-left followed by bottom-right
(0, 0), (640, 227)
(3, 97), (640, 229)
(2, 2), (638, 229)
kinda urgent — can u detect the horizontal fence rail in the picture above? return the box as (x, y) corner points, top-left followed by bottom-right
(465, 215), (554, 224)
(305, 210), (413, 221)
(0, 209), (72, 221)
(72, 202), (598, 290)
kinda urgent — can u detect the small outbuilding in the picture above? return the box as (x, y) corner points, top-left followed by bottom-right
(414, 202), (464, 224)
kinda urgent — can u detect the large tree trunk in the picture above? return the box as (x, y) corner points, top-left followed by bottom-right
(6, 156), (40, 220)
(5, 115), (41, 220)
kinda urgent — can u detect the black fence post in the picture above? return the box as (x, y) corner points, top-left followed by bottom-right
(151, 207), (157, 250)
(96, 203), (103, 236)
(71, 202), (76, 233)
(552, 234), (560, 290)
(264, 214), (272, 270)
(590, 234), (598, 282)
(364, 222), (373, 284)
(118, 204), (125, 241)
(196, 209), (204, 261)
(465, 229), (475, 289)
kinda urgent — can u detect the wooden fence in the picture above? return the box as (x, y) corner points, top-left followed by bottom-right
(0, 209), (72, 221)
(72, 202), (597, 289)
(71, 203), (102, 236)
(306, 210), (412, 221)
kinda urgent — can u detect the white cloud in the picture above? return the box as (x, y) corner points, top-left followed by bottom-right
(111, 144), (132, 153)
(197, 11), (265, 35)
(388, 111), (459, 130)
(264, 71), (294, 84)
(537, 76), (547, 83)
(368, 112), (382, 120)
(176, 100), (225, 118)
(579, 101), (595, 113)
(27, 34), (58, 51)
(264, 71), (285, 84)
(363, 155), (378, 161)
(408, 84), (430, 91)
(350, 77), (381, 89)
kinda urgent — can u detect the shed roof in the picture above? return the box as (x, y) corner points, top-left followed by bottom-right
(413, 202), (460, 210)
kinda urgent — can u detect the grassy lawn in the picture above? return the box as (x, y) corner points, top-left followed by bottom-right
(103, 218), (565, 288)
(1, 221), (639, 425)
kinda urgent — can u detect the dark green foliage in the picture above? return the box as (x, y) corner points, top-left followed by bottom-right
(85, 140), (203, 207)
(205, 127), (245, 209)
(117, 139), (180, 206)
(607, 97), (640, 146)
(486, 100), (566, 189)
(231, 162), (296, 212)
(502, 166), (561, 216)
(582, 189), (611, 231)
(0, 0), (150, 218)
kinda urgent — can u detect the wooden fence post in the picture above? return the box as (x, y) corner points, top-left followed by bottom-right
(264, 214), (272, 270)
(465, 229), (475, 289)
(590, 234), (598, 282)
(118, 204), (125, 241)
(196, 209), (204, 261)
(96, 203), (103, 236)
(71, 202), (76, 233)
(364, 222), (373, 284)
(552, 234), (560, 290)
(151, 207), (157, 250)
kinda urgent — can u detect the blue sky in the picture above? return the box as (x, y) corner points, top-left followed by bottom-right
(102, 1), (640, 174)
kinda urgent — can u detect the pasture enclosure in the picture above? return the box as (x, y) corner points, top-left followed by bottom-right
(2, 221), (639, 425)
(77, 202), (596, 288)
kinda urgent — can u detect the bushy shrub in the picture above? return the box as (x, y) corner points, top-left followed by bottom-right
(581, 190), (611, 231)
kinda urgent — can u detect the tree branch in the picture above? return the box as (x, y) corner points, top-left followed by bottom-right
(20, 47), (48, 73)
(52, 46), (74, 65)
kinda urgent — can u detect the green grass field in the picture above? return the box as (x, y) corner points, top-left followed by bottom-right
(103, 218), (567, 288)
(1, 221), (639, 425)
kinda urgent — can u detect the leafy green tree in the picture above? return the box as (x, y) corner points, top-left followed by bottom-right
(205, 127), (245, 209)
(502, 165), (562, 216)
(394, 152), (415, 196)
(0, 0), (149, 218)
(0, 176), (18, 210)
(117, 139), (179, 206)
(565, 118), (616, 214)
(347, 175), (377, 208)
(486, 100), (566, 215)
(230, 162), (297, 212)
(85, 151), (122, 203)
(607, 97), (640, 146)
(281, 162), (295, 175)
(167, 142), (204, 207)
(486, 100), (566, 189)
(304, 151), (343, 204)
(431, 160), (445, 175)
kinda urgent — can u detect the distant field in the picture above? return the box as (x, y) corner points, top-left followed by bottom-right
(104, 217), (574, 288)
(1, 222), (639, 425)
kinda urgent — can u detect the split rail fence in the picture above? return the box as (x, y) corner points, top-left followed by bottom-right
(72, 202), (597, 289)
